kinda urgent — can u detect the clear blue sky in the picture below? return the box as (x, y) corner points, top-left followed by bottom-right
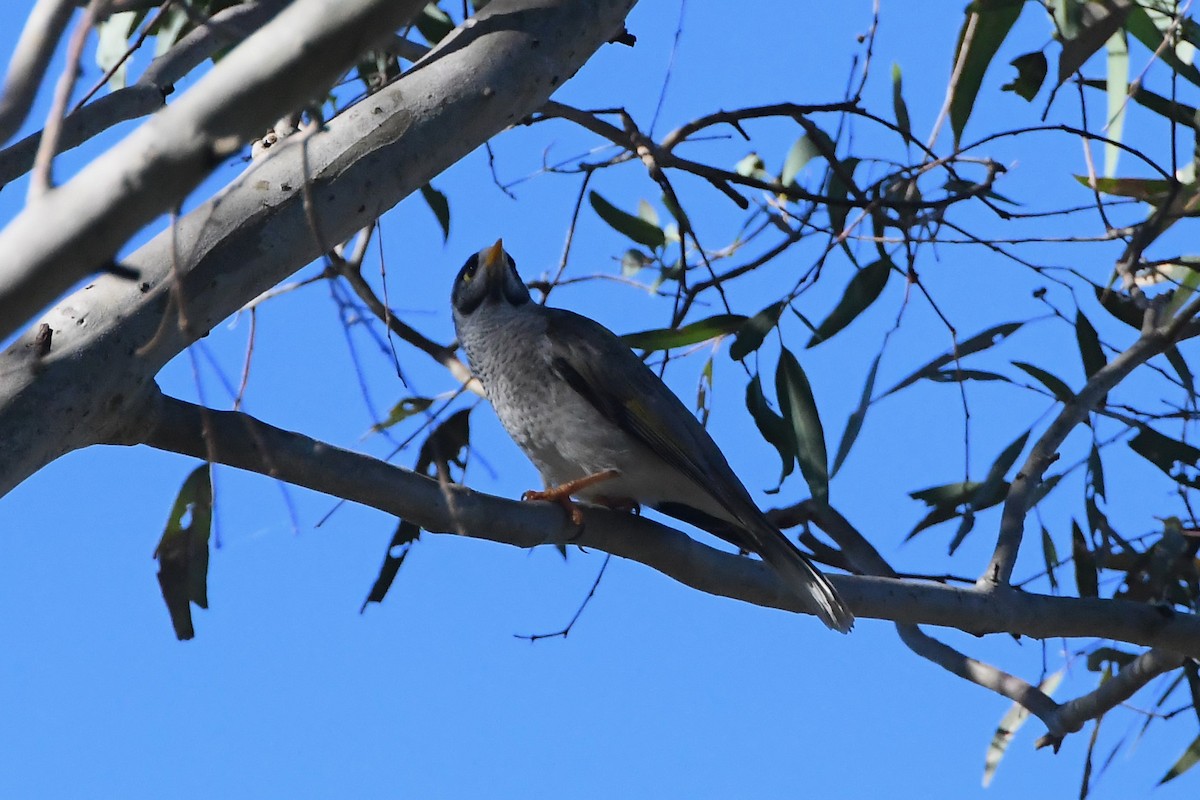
(0, 2), (1194, 798)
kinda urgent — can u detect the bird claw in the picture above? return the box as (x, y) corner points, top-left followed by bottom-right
(522, 488), (585, 526)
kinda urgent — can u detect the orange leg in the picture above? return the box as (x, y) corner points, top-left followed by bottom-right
(523, 469), (621, 525)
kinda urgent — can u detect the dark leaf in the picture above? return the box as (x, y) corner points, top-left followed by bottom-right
(589, 191), (666, 250)
(372, 397), (434, 432)
(621, 313), (747, 351)
(416, 408), (472, 477)
(361, 519), (421, 611)
(907, 480), (1007, 540)
(950, 0), (1025, 144)
(926, 368), (1011, 383)
(832, 352), (881, 477)
(1073, 520), (1100, 598)
(1041, 525), (1060, 592)
(776, 348), (829, 502)
(826, 157), (860, 236)
(1159, 734), (1200, 784)
(661, 192), (691, 234)
(1166, 346), (1195, 393)
(1012, 360), (1074, 402)
(1075, 309), (1107, 383)
(948, 429), (1030, 554)
(1087, 444), (1106, 500)
(746, 374), (796, 488)
(153, 465), (213, 641)
(1093, 283), (1144, 328)
(1081, 78), (1198, 129)
(1002, 51), (1048, 100)
(806, 257), (893, 348)
(420, 184), (450, 242)
(884, 322), (1023, 396)
(1086, 646), (1137, 672)
(1129, 426), (1200, 489)
(1186, 661), (1200, 726)
(416, 4), (455, 44)
(730, 301), (786, 361)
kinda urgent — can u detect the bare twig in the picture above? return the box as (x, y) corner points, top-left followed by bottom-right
(0, 0), (76, 146)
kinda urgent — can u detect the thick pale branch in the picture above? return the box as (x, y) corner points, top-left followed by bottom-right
(137, 394), (1200, 656)
(985, 327), (1176, 585)
(0, 0), (427, 342)
(0, 0), (637, 495)
(0, 0), (76, 145)
(0, 0), (294, 187)
(1036, 648), (1189, 749)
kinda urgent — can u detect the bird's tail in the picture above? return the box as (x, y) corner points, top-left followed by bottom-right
(748, 521), (854, 633)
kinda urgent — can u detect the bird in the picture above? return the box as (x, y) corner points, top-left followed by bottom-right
(451, 240), (853, 633)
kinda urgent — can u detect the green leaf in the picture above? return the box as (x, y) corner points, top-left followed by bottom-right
(1056, 0), (1132, 84)
(891, 63), (912, 140)
(806, 257), (893, 348)
(419, 184), (450, 242)
(730, 301), (786, 361)
(589, 191), (666, 250)
(153, 465), (213, 641)
(637, 199), (659, 227)
(781, 136), (819, 187)
(832, 352), (881, 477)
(1072, 520), (1099, 598)
(746, 374), (796, 488)
(1105, 30), (1129, 177)
(1012, 360), (1074, 402)
(735, 153), (768, 179)
(661, 192), (691, 233)
(907, 480), (1006, 540)
(1129, 426), (1200, 489)
(950, 0), (1025, 144)
(884, 322), (1023, 396)
(416, 3), (456, 44)
(1075, 310), (1107, 397)
(361, 519), (421, 611)
(1160, 734), (1200, 784)
(776, 348), (828, 502)
(983, 669), (1064, 787)
(621, 314), (747, 351)
(1001, 51), (1048, 100)
(1127, 4), (1200, 88)
(621, 249), (652, 277)
(947, 430), (1030, 554)
(372, 397), (435, 432)
(1074, 174), (1175, 202)
(96, 11), (140, 90)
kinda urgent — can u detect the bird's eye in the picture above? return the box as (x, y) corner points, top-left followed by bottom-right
(461, 260), (478, 283)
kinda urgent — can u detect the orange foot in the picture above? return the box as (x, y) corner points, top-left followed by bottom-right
(522, 469), (621, 525)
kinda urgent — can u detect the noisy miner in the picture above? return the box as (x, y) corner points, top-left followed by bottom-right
(451, 240), (853, 632)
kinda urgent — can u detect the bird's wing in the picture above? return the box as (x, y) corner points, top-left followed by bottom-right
(542, 308), (758, 522)
(543, 307), (854, 633)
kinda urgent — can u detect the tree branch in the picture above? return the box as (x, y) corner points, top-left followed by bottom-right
(984, 325), (1177, 586)
(0, 0), (428, 342)
(0, 0), (638, 497)
(135, 393), (1200, 657)
(0, 0), (76, 146)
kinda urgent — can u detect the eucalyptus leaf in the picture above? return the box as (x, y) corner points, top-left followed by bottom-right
(590, 191), (666, 250)
(621, 314), (747, 351)
(776, 348), (828, 502)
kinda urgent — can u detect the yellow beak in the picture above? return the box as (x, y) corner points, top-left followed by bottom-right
(483, 239), (505, 274)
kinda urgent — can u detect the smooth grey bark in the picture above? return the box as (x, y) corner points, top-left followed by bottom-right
(0, 0), (428, 343)
(0, 0), (638, 495)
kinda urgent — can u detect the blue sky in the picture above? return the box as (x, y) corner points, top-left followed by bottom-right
(0, 2), (1196, 798)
